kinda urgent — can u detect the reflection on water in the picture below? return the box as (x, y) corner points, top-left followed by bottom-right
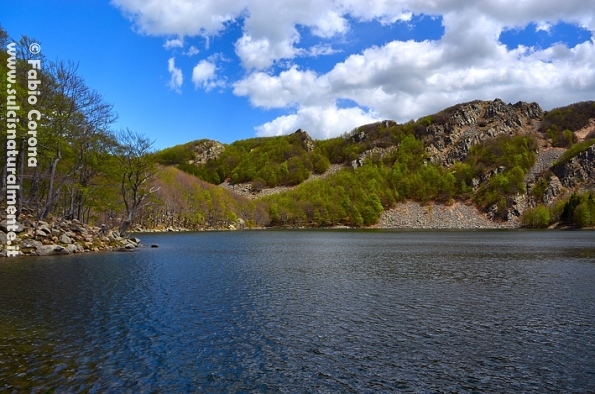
(1, 230), (594, 392)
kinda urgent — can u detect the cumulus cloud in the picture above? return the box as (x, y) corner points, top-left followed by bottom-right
(115, 0), (595, 138)
(233, 66), (329, 108)
(256, 105), (378, 139)
(167, 57), (183, 92)
(192, 60), (223, 91)
(112, 0), (247, 36)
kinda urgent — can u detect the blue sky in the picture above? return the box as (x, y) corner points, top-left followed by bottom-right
(3, 0), (594, 150)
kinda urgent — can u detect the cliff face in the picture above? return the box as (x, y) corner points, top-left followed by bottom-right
(421, 99), (543, 166)
(551, 145), (595, 188)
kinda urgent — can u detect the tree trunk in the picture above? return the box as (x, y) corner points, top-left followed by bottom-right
(39, 149), (61, 220)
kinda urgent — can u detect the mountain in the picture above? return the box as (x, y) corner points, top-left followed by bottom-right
(145, 98), (595, 230)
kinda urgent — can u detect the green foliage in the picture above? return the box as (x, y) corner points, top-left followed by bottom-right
(541, 124), (576, 148)
(262, 132), (460, 227)
(140, 167), (269, 229)
(541, 101), (595, 132)
(466, 135), (537, 175)
(531, 178), (549, 201)
(447, 134), (538, 216)
(559, 192), (595, 227)
(521, 205), (551, 228)
(262, 164), (398, 227)
(186, 135), (322, 186)
(153, 142), (197, 165)
(522, 192), (595, 228)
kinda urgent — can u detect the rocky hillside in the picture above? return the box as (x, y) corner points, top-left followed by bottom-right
(419, 99), (543, 166)
(146, 98), (594, 230)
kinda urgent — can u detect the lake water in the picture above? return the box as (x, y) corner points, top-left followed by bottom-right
(1, 230), (594, 393)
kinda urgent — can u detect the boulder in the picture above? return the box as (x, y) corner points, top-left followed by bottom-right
(60, 234), (73, 244)
(21, 239), (43, 249)
(36, 244), (70, 256)
(70, 224), (87, 233)
(1, 220), (25, 233)
(35, 229), (49, 237)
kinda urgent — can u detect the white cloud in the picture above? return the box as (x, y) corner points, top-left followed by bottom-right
(233, 66), (328, 108)
(167, 57), (183, 92)
(115, 0), (595, 138)
(307, 44), (341, 57)
(192, 60), (223, 91)
(535, 21), (553, 33)
(256, 105), (378, 139)
(184, 46), (200, 56)
(112, 0), (248, 36)
(234, 34), (298, 69)
(164, 38), (184, 49)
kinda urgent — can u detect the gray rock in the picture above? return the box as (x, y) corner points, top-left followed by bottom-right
(0, 220), (25, 233)
(35, 230), (49, 237)
(21, 239), (43, 249)
(60, 234), (73, 244)
(188, 140), (226, 165)
(70, 224), (87, 233)
(551, 146), (595, 188)
(36, 244), (70, 256)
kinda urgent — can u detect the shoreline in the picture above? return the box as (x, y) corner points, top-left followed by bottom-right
(2, 203), (589, 257)
(1, 216), (141, 258)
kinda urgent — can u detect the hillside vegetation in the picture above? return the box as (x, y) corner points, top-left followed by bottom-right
(147, 99), (594, 229)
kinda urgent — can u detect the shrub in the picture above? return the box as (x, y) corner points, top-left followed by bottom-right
(522, 205), (551, 228)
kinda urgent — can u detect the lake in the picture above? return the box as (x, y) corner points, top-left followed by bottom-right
(1, 230), (594, 393)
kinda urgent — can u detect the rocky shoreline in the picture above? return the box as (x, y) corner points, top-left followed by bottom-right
(1, 216), (141, 258)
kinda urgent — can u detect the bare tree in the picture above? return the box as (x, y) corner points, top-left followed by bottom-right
(113, 129), (158, 236)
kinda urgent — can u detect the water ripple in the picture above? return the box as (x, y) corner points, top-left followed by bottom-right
(0, 230), (594, 392)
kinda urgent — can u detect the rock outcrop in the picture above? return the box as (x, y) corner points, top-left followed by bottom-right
(551, 145), (595, 188)
(188, 140), (225, 165)
(421, 99), (543, 166)
(351, 146), (398, 168)
(293, 129), (315, 152)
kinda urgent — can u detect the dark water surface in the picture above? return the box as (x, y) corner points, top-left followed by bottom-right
(1, 230), (594, 393)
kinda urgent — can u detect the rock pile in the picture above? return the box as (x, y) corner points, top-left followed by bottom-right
(376, 201), (519, 229)
(1, 216), (140, 257)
